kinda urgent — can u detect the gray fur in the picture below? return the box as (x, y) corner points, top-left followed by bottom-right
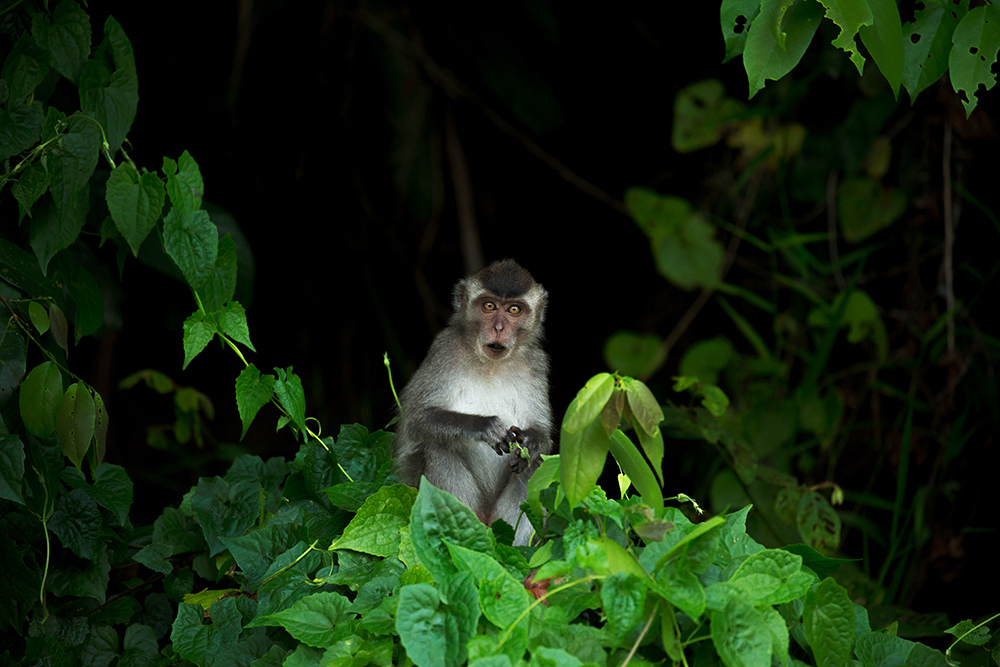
(394, 260), (553, 546)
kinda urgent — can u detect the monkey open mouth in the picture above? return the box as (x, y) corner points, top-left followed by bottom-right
(486, 343), (507, 352)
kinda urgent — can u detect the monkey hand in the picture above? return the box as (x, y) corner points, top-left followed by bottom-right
(506, 425), (533, 474)
(484, 417), (514, 456)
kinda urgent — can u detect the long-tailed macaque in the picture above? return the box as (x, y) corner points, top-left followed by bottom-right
(394, 259), (553, 545)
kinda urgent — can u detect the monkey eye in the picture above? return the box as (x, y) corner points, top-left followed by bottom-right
(508, 304), (522, 315)
(482, 301), (497, 312)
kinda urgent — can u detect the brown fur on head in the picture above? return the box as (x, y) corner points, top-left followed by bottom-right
(452, 259), (547, 361)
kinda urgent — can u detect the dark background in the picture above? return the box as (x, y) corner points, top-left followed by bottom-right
(72, 0), (997, 634)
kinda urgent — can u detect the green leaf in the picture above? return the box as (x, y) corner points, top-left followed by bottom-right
(560, 417), (610, 508)
(409, 478), (494, 581)
(79, 16), (137, 155)
(219, 301), (254, 351)
(949, 4), (1000, 116)
(651, 559), (706, 620)
(625, 188), (724, 289)
(729, 548), (815, 606)
(608, 430), (662, 508)
(274, 367), (306, 434)
(721, 0), (760, 62)
(332, 484), (416, 556)
(603, 331), (664, 379)
(106, 162), (165, 256)
(445, 542), (531, 628)
(170, 599), (243, 666)
(235, 364), (275, 439)
(678, 336), (735, 386)
(0, 315), (27, 409)
(30, 115), (101, 274)
(562, 373), (615, 434)
(621, 376), (664, 436)
(601, 572), (647, 644)
(31, 0), (91, 83)
(0, 99), (44, 161)
(164, 208), (218, 292)
(803, 577), (855, 667)
(47, 542), (110, 603)
(20, 361), (63, 438)
(744, 0), (823, 98)
(396, 573), (480, 667)
(711, 595), (772, 667)
(121, 624), (159, 667)
(797, 490), (841, 553)
(11, 160), (52, 219)
(28, 300), (50, 334)
(902, 1), (968, 105)
(57, 382), (96, 468)
(181, 310), (216, 370)
(0, 434), (27, 504)
(838, 175), (906, 243)
(854, 631), (915, 667)
(164, 150), (204, 216)
(0, 33), (51, 101)
(817, 0), (874, 75)
(48, 487), (103, 559)
(190, 475), (259, 556)
(62, 463), (132, 526)
(255, 591), (354, 648)
(943, 619), (992, 646)
(671, 78), (745, 152)
(201, 234), (238, 313)
(68, 265), (104, 340)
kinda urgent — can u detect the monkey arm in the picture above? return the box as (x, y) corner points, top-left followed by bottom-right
(406, 406), (510, 451)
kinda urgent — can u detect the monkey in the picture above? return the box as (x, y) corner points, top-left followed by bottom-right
(393, 259), (553, 546)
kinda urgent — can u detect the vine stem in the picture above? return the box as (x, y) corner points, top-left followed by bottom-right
(498, 575), (602, 647)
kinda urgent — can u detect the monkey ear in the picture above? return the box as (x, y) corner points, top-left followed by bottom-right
(535, 287), (549, 323)
(452, 278), (470, 312)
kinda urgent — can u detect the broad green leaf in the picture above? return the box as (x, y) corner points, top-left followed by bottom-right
(408, 478), (494, 581)
(219, 301), (254, 351)
(11, 160), (52, 219)
(560, 417), (610, 508)
(949, 4), (1000, 116)
(562, 373), (615, 434)
(855, 631), (915, 667)
(46, 542), (110, 603)
(121, 624), (159, 667)
(527, 454), (561, 516)
(621, 376), (664, 436)
(30, 115), (101, 274)
(20, 361), (63, 438)
(729, 545), (815, 606)
(66, 462), (132, 526)
(679, 337), (735, 386)
(274, 367), (306, 434)
(902, 1), (969, 105)
(254, 591), (354, 648)
(396, 574), (479, 667)
(838, 177), (906, 245)
(711, 596), (772, 667)
(603, 331), (664, 379)
(79, 16), (137, 155)
(608, 430), (662, 508)
(81, 625), (118, 667)
(721, 0), (760, 62)
(190, 476), (259, 556)
(57, 382), (96, 468)
(797, 490), (841, 553)
(651, 559), (706, 620)
(164, 150), (204, 215)
(50, 303), (69, 354)
(0, 434), (27, 504)
(170, 599), (242, 667)
(106, 162), (165, 256)
(0, 316), (27, 411)
(31, 0), (91, 83)
(601, 572), (647, 644)
(817, 0), (874, 75)
(0, 99), (44, 161)
(445, 542), (531, 628)
(804, 577), (855, 667)
(235, 364), (275, 439)
(181, 310), (216, 370)
(332, 484), (416, 556)
(672, 78), (745, 152)
(48, 487), (103, 559)
(201, 234), (238, 313)
(744, 0), (823, 98)
(0, 34), (51, 101)
(164, 208), (218, 292)
(944, 619), (992, 646)
(28, 301), (50, 333)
